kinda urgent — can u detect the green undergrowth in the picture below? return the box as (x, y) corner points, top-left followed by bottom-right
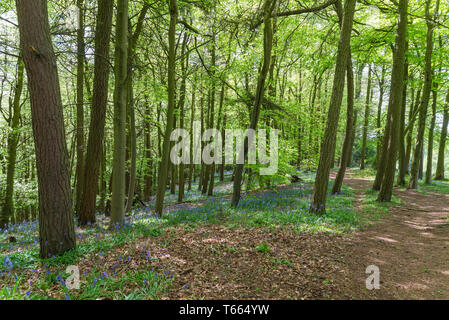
(0, 171), (366, 299)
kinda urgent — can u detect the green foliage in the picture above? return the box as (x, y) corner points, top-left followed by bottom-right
(255, 242), (271, 253)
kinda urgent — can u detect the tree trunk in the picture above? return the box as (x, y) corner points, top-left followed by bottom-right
(405, 85), (422, 174)
(16, 0), (76, 257)
(425, 72), (439, 184)
(231, 0), (275, 207)
(408, 0), (438, 190)
(144, 101), (153, 201)
(397, 48), (409, 187)
(74, 0), (85, 217)
(178, 32), (189, 203)
(155, 0), (178, 217)
(360, 65), (372, 170)
(78, 0), (113, 226)
(378, 0), (408, 202)
(373, 65), (386, 169)
(332, 52), (354, 195)
(310, 0), (356, 214)
(435, 91), (449, 180)
(110, 0), (129, 225)
(1, 57), (24, 227)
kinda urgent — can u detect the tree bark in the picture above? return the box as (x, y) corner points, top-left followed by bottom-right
(310, 0), (356, 214)
(74, 0), (85, 217)
(110, 0), (129, 225)
(425, 71), (439, 184)
(16, 0), (76, 257)
(360, 65), (372, 170)
(435, 91), (449, 180)
(408, 0), (438, 190)
(155, 0), (178, 217)
(397, 48), (409, 187)
(78, 0), (113, 226)
(231, 0), (275, 207)
(378, 0), (408, 202)
(1, 57), (24, 227)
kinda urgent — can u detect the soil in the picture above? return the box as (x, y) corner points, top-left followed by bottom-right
(95, 170), (449, 299)
(332, 170), (449, 299)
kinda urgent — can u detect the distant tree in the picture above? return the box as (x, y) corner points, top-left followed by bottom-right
(110, 0), (129, 226)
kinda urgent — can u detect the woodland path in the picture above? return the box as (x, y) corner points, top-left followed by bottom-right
(120, 171), (449, 300)
(334, 170), (449, 299)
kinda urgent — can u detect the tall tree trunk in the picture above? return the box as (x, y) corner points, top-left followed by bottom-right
(347, 63), (364, 167)
(435, 91), (449, 180)
(231, 0), (275, 207)
(405, 85), (422, 174)
(360, 65), (372, 170)
(110, 0), (129, 225)
(188, 87), (196, 191)
(310, 0), (356, 214)
(378, 0), (408, 202)
(125, 4), (149, 212)
(374, 65), (386, 169)
(408, 0), (438, 190)
(74, 0), (85, 217)
(331, 0), (354, 195)
(1, 57), (24, 227)
(178, 32), (189, 203)
(16, 0), (76, 257)
(155, 0), (178, 217)
(144, 101), (153, 201)
(332, 53), (354, 195)
(207, 32), (217, 197)
(78, 0), (113, 226)
(425, 76), (438, 184)
(397, 48), (409, 187)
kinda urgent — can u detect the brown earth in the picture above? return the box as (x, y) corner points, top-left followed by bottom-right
(80, 171), (449, 300)
(332, 171), (449, 299)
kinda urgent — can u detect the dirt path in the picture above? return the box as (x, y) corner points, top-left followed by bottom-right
(113, 171), (449, 300)
(334, 171), (449, 299)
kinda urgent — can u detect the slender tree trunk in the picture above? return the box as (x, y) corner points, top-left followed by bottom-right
(408, 0), (438, 190)
(374, 65), (386, 169)
(207, 32), (217, 197)
(405, 85), (422, 174)
(332, 53), (354, 195)
(110, 0), (129, 225)
(16, 0), (76, 257)
(78, 0), (113, 226)
(1, 57), (24, 227)
(347, 64), (364, 167)
(331, 0), (353, 195)
(378, 0), (408, 202)
(155, 0), (178, 217)
(435, 91), (449, 180)
(178, 33), (189, 203)
(74, 0), (85, 218)
(125, 4), (149, 212)
(310, 0), (356, 214)
(188, 87), (195, 191)
(425, 76), (438, 184)
(144, 101), (153, 201)
(231, 0), (275, 207)
(397, 49), (409, 186)
(360, 65), (372, 170)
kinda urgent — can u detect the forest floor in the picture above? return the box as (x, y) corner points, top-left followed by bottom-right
(1, 170), (449, 300)
(330, 170), (449, 299)
(138, 170), (449, 299)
